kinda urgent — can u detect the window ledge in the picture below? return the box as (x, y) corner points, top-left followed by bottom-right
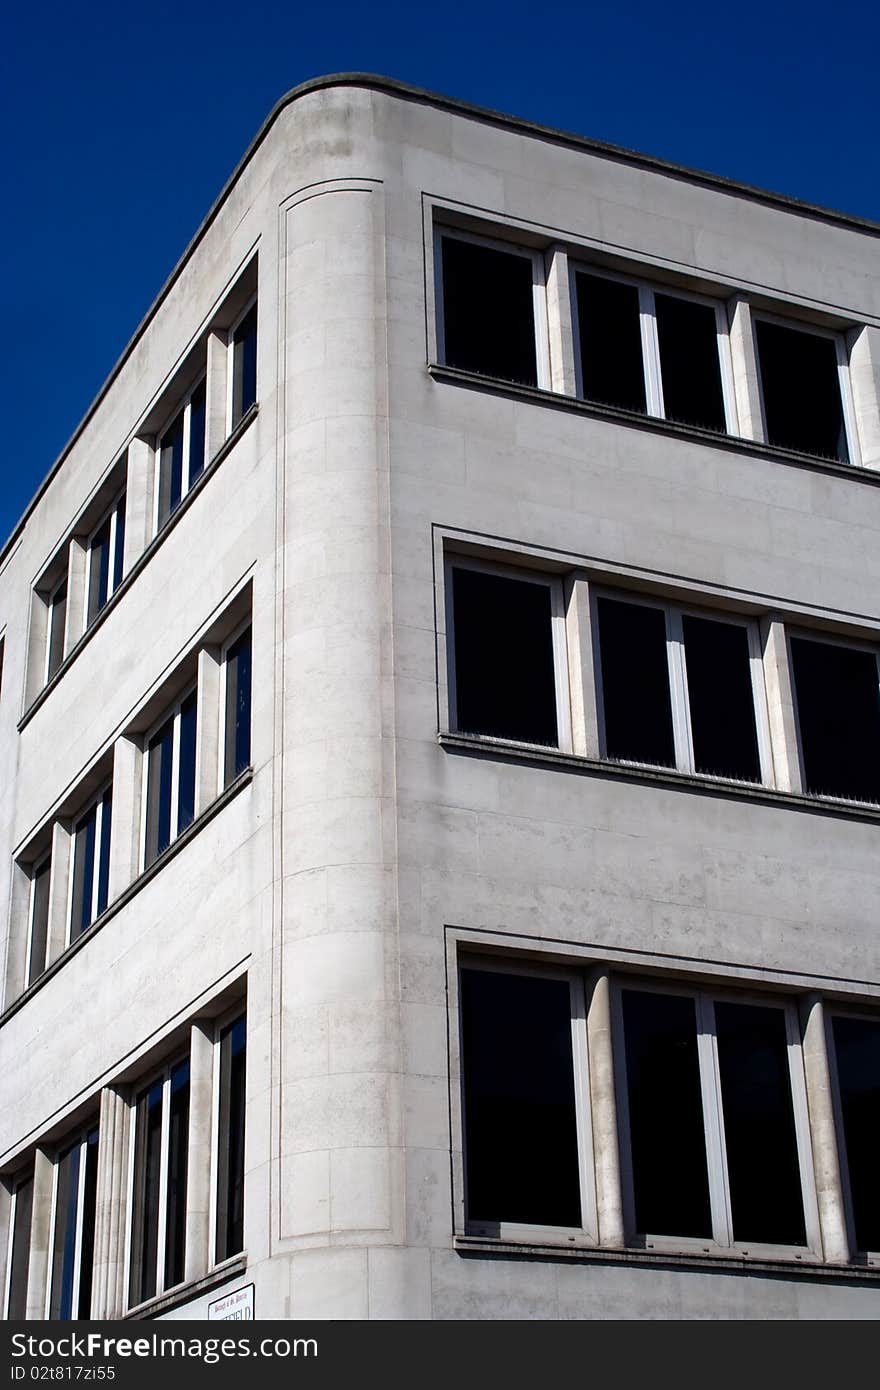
(427, 364), (874, 484)
(453, 1235), (880, 1283)
(0, 768), (253, 1029)
(123, 1254), (248, 1321)
(18, 403), (259, 733)
(439, 732), (880, 824)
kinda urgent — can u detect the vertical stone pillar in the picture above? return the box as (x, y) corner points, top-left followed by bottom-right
(760, 615), (803, 794)
(25, 590), (49, 709)
(800, 995), (850, 1263)
(108, 735), (143, 901)
(64, 538), (88, 655)
(4, 861), (33, 1001)
(91, 1086), (130, 1319)
(545, 246), (578, 396)
(587, 969), (625, 1247)
(46, 822), (73, 965)
(25, 1147), (54, 1319)
(123, 437), (156, 574)
(185, 1021), (215, 1282)
(195, 646), (222, 816)
(565, 576), (601, 759)
(848, 324), (880, 469)
(0, 1179), (12, 1315)
(205, 328), (229, 462)
(728, 295), (765, 442)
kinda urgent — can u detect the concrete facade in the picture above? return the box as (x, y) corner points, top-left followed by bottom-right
(1, 75), (879, 1321)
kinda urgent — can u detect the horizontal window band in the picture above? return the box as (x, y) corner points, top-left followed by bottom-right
(439, 732), (880, 825)
(453, 1236), (880, 1282)
(18, 403), (259, 733)
(428, 364), (880, 486)
(0, 768), (253, 1031)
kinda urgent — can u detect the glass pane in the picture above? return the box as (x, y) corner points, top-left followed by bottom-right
(7, 1173), (34, 1320)
(597, 597), (675, 766)
(177, 692), (198, 834)
(49, 1142), (81, 1319)
(216, 1015), (247, 1261)
(97, 789), (112, 917)
(164, 1061), (190, 1290)
(225, 627), (252, 785)
(756, 320), (847, 461)
(441, 237), (538, 387)
(451, 567), (558, 746)
(682, 616), (761, 781)
(461, 968), (582, 1228)
(129, 1079), (163, 1307)
(715, 1001), (806, 1246)
(47, 580), (68, 680)
(87, 516), (112, 623)
(575, 272), (646, 413)
(832, 1016), (880, 1252)
(71, 805), (97, 938)
(789, 637), (880, 802)
(146, 718), (174, 866)
(158, 411), (185, 527)
(232, 305), (258, 426)
(77, 1128), (99, 1319)
(28, 856), (51, 985)
(112, 497), (126, 593)
(655, 293), (726, 432)
(621, 989), (712, 1239)
(187, 380), (207, 487)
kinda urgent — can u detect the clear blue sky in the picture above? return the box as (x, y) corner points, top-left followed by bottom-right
(2, 0), (877, 549)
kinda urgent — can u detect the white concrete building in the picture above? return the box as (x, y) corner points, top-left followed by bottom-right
(1, 75), (879, 1322)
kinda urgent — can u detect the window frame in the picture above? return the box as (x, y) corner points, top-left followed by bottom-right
(220, 618), (253, 790)
(44, 1123), (99, 1320)
(84, 490), (126, 628)
(610, 974), (822, 1260)
(45, 571), (69, 685)
(153, 373), (208, 535)
(25, 851), (52, 986)
(826, 1005), (880, 1266)
(226, 294), (258, 434)
(444, 554), (572, 754)
(66, 781), (112, 945)
(752, 308), (860, 466)
(140, 682), (199, 871)
(786, 624), (880, 805)
(123, 1053), (190, 1310)
(433, 226), (552, 390)
(457, 953), (598, 1246)
(2, 1168), (33, 1320)
(590, 585), (774, 786)
(209, 1003), (248, 1266)
(569, 262), (739, 433)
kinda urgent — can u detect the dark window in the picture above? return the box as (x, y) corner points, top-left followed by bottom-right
(164, 1062), (190, 1290)
(461, 968), (582, 1229)
(146, 691), (197, 867)
(232, 305), (258, 427)
(49, 1141), (81, 1319)
(225, 627), (252, 785)
(87, 496), (126, 624)
(177, 691), (197, 835)
(129, 1078), (163, 1307)
(833, 1015), (880, 1253)
(575, 272), (646, 413)
(28, 855), (51, 985)
(682, 616), (761, 781)
(47, 579), (68, 680)
(715, 1002), (806, 1246)
(7, 1171), (33, 1320)
(71, 788), (111, 939)
(188, 379), (207, 487)
(216, 1015), (247, 1261)
(77, 1130), (99, 1319)
(655, 293), (726, 432)
(596, 597), (675, 767)
(451, 566), (559, 747)
(789, 637), (880, 802)
(755, 320), (848, 461)
(621, 989), (712, 1239)
(440, 236), (538, 387)
(157, 409), (185, 528)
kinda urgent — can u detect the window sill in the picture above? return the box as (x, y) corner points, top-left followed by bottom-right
(439, 732), (880, 824)
(0, 768), (253, 1028)
(18, 403), (259, 733)
(123, 1253), (248, 1321)
(453, 1235), (880, 1283)
(427, 364), (873, 484)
